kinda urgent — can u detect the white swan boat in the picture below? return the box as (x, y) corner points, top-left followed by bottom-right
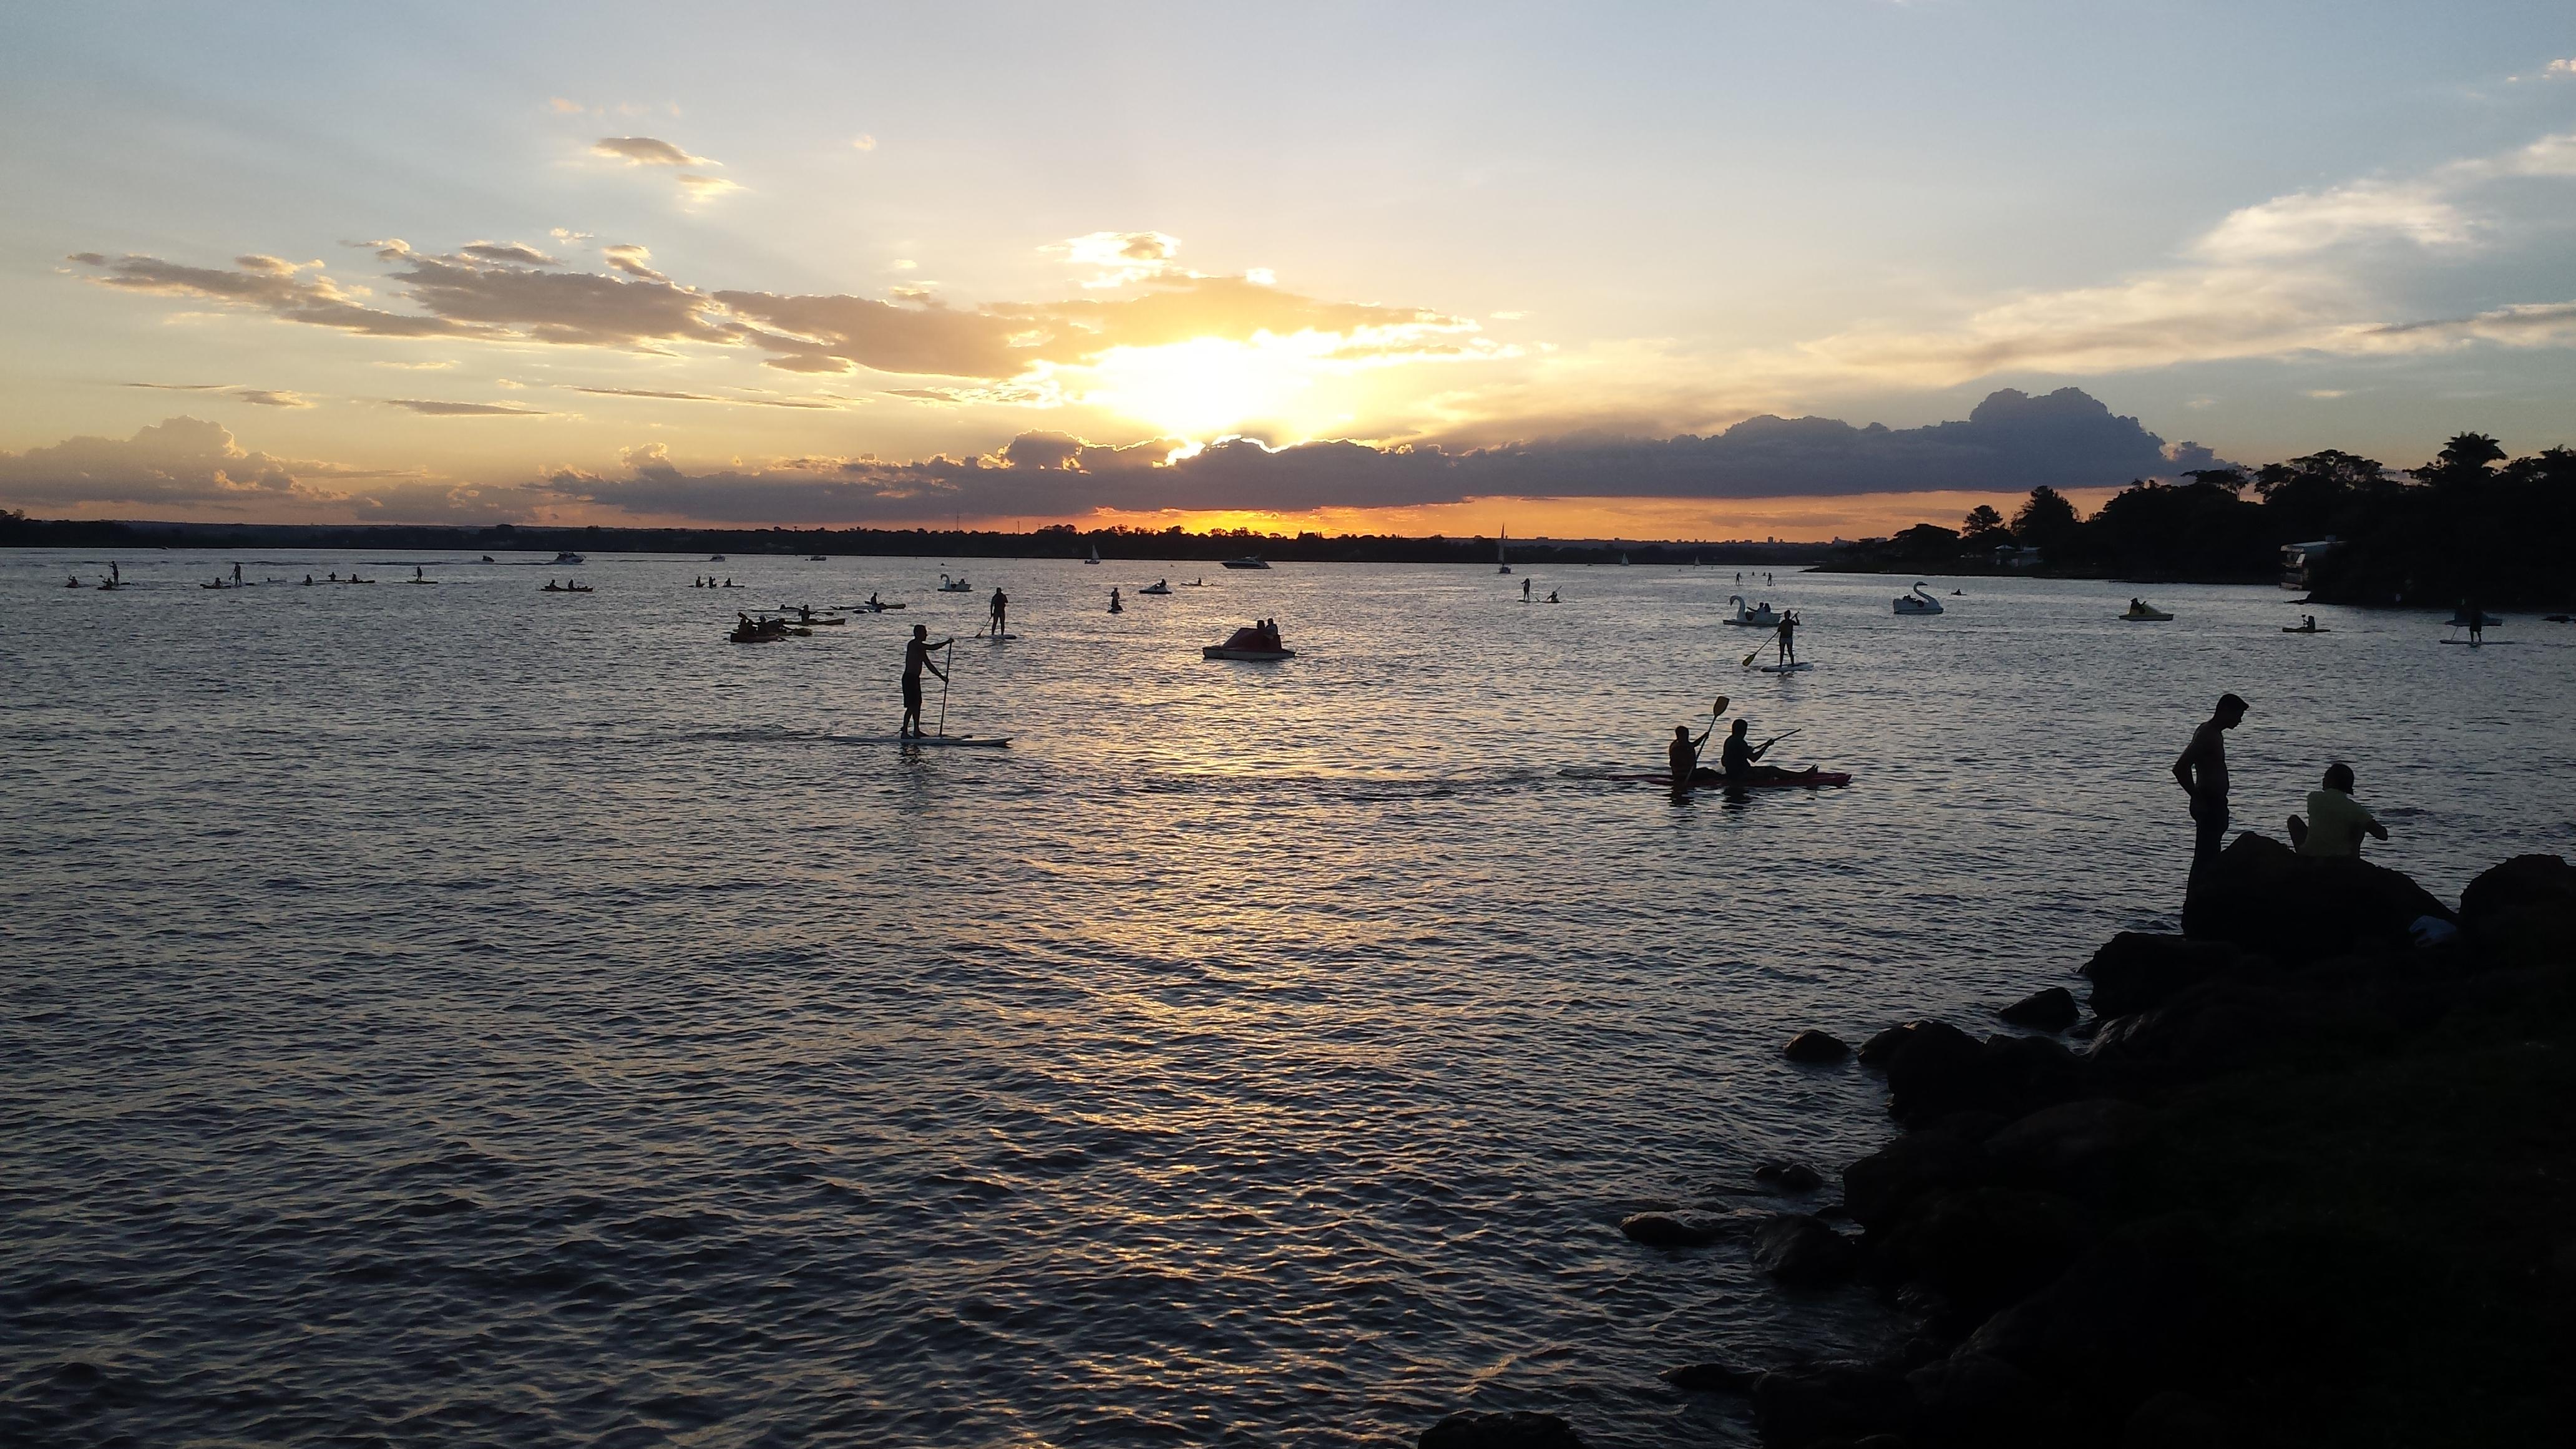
(1893, 582), (1944, 615)
(938, 573), (972, 592)
(1724, 595), (1783, 627)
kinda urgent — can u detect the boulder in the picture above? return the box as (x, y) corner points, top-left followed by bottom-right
(1419, 1410), (1586, 1448)
(1883, 1020), (1987, 1123)
(1975, 1033), (2091, 1119)
(2087, 980), (2301, 1078)
(1878, 1187), (2091, 1315)
(1983, 1098), (2152, 1197)
(1964, 1229), (2221, 1405)
(1858, 1023), (1917, 1065)
(1998, 987), (2078, 1032)
(1659, 1361), (1760, 1393)
(1751, 1213), (1860, 1286)
(2081, 932), (2260, 1020)
(1754, 1161), (1824, 1194)
(1906, 1350), (2066, 1448)
(2121, 1390), (2230, 1448)
(1749, 1364), (1914, 1447)
(2459, 853), (2576, 968)
(1842, 1130), (1988, 1231)
(2181, 833), (2456, 960)
(1619, 1211), (1733, 1248)
(1786, 1029), (1853, 1063)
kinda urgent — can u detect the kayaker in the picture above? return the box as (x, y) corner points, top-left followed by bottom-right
(1546, 589), (1560, 603)
(2288, 763), (2388, 858)
(1720, 718), (1779, 783)
(1670, 723), (1714, 786)
(988, 586), (1008, 636)
(2172, 692), (2248, 870)
(900, 623), (952, 738)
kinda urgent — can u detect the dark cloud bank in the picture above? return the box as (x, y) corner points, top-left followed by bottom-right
(541, 387), (2217, 524)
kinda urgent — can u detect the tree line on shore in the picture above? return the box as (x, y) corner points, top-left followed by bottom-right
(1837, 434), (2576, 605)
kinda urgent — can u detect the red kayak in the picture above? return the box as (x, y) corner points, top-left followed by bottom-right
(1603, 768), (1852, 789)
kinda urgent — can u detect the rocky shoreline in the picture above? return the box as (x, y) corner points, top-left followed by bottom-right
(1420, 840), (2576, 1448)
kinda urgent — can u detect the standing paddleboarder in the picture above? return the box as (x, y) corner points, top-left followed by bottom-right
(988, 585), (1009, 637)
(900, 623), (953, 739)
(1775, 610), (1798, 667)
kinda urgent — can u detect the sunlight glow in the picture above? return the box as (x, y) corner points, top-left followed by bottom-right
(1077, 334), (1332, 441)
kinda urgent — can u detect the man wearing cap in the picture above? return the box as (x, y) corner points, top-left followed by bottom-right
(2173, 692), (2248, 869)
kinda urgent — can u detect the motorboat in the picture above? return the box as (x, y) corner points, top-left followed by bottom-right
(1724, 595), (1783, 627)
(1205, 622), (1292, 660)
(1219, 556), (1270, 570)
(1893, 582), (1944, 615)
(552, 551), (585, 565)
(938, 574), (972, 592)
(1204, 645), (1295, 660)
(2120, 600), (2172, 621)
(1138, 580), (1172, 595)
(710, 554), (726, 562)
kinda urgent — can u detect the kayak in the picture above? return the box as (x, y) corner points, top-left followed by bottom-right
(844, 733), (1011, 748)
(2281, 626), (2331, 633)
(1603, 768), (1852, 789)
(1204, 646), (1294, 660)
(2120, 608), (2172, 621)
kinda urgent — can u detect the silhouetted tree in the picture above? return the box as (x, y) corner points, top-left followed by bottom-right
(1960, 504), (2011, 547)
(2012, 485), (2084, 555)
(2183, 467), (2249, 495)
(1891, 522), (1961, 560)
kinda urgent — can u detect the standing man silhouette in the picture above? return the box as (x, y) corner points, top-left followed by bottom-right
(2174, 692), (2249, 872)
(988, 585), (1008, 638)
(901, 623), (952, 738)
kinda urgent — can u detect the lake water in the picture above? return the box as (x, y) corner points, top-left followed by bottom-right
(6, 547), (2572, 1447)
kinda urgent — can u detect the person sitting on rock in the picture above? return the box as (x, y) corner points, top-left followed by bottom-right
(2288, 762), (2388, 858)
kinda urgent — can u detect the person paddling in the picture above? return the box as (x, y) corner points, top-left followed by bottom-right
(988, 585), (1008, 636)
(1775, 610), (1798, 667)
(901, 623), (952, 738)
(1670, 721), (1715, 787)
(1720, 718), (1795, 784)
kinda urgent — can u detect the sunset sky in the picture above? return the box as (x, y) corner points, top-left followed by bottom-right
(3, 2), (2572, 537)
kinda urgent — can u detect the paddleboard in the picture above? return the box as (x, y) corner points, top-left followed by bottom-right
(844, 734), (1012, 747)
(2437, 639), (2514, 646)
(983, 633), (1021, 641)
(1754, 661), (1815, 673)
(2281, 627), (2331, 633)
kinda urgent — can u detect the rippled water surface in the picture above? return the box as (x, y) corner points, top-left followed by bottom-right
(6, 548), (2574, 1446)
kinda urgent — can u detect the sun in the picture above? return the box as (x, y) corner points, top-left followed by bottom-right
(1078, 334), (1329, 440)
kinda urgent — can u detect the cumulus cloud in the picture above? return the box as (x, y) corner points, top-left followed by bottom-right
(386, 399), (552, 416)
(459, 240), (562, 266)
(591, 136), (711, 167)
(0, 416), (353, 509)
(851, 134), (877, 151)
(602, 243), (666, 281)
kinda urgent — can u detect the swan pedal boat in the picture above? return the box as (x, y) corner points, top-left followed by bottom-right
(1723, 595), (1782, 626)
(1893, 582), (1944, 615)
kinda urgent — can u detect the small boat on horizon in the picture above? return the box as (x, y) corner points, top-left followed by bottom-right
(552, 551), (585, 565)
(1219, 556), (1270, 570)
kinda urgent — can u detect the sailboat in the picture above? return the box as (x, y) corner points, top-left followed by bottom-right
(1496, 525), (1511, 575)
(1085, 545), (1101, 565)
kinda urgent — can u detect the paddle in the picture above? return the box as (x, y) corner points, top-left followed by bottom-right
(1742, 623), (1784, 668)
(935, 642), (954, 736)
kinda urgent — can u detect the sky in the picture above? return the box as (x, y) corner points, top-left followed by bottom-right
(2, 1), (2572, 538)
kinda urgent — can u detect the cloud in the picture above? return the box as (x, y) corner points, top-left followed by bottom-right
(2549, 59), (2575, 77)
(515, 386), (2214, 525)
(565, 384), (841, 409)
(602, 243), (667, 281)
(459, 240), (562, 266)
(125, 382), (315, 407)
(675, 173), (741, 202)
(851, 134), (877, 151)
(550, 97), (585, 113)
(1056, 230), (1183, 288)
(0, 416), (349, 509)
(386, 399), (552, 416)
(591, 136), (712, 167)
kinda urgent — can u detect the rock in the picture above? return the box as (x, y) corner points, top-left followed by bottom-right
(1751, 1213), (1860, 1286)
(1619, 1211), (1730, 1247)
(1982, 1098), (2152, 1197)
(1418, 1410), (1586, 1448)
(2121, 1390), (2230, 1448)
(1842, 1130), (1988, 1231)
(1878, 1187), (2090, 1315)
(1974, 1033), (2091, 1119)
(1925, 1110), (2008, 1143)
(2181, 833), (2456, 960)
(1906, 1349), (2065, 1448)
(1883, 1020), (1986, 1123)
(2459, 853), (2576, 968)
(1660, 1360), (1760, 1393)
(1858, 1023), (1916, 1065)
(1749, 1364), (1914, 1447)
(1963, 1229), (2221, 1405)
(1998, 987), (2078, 1032)
(1754, 1160), (1825, 1193)
(1786, 1029), (1853, 1063)
(2081, 932), (2257, 1020)
(2087, 981), (2295, 1077)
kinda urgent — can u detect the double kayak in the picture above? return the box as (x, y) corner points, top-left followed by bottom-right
(1599, 768), (1852, 789)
